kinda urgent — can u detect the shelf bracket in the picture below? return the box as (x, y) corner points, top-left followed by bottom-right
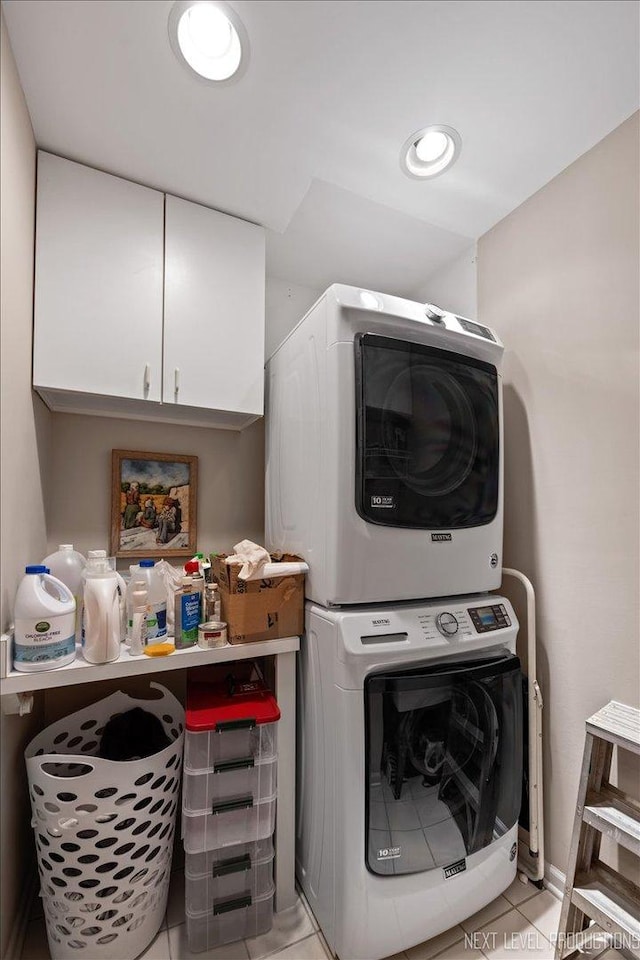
(1, 632), (34, 714)
(2, 691), (34, 716)
(1, 631), (12, 679)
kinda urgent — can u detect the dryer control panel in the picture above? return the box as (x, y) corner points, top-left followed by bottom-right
(468, 603), (512, 633)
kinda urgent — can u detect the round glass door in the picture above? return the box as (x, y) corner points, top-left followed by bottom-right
(365, 653), (522, 877)
(356, 334), (499, 529)
(381, 364), (478, 497)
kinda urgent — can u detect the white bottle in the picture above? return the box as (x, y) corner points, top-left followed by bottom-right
(129, 583), (148, 657)
(42, 544), (86, 638)
(125, 578), (147, 644)
(204, 582), (221, 622)
(128, 560), (167, 640)
(13, 566), (76, 672)
(82, 550), (124, 664)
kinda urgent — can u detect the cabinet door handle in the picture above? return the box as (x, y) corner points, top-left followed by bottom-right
(174, 367), (180, 400)
(143, 363), (151, 396)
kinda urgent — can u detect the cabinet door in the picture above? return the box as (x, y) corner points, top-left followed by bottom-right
(163, 195), (265, 414)
(34, 152), (164, 402)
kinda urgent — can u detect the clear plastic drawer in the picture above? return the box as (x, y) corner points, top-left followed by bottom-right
(186, 837), (273, 878)
(182, 792), (276, 853)
(184, 721), (277, 769)
(186, 884), (274, 953)
(183, 755), (277, 812)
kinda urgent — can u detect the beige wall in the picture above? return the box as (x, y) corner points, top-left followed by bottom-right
(47, 413), (265, 561)
(478, 112), (640, 876)
(265, 277), (320, 360)
(415, 244), (478, 318)
(0, 13), (49, 957)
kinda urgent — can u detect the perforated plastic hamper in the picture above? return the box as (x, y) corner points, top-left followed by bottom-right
(25, 682), (184, 960)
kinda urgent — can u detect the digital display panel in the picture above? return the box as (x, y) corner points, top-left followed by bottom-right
(457, 317), (496, 342)
(469, 604), (509, 633)
(476, 607), (497, 626)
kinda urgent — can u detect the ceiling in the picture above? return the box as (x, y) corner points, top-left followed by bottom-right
(3, 0), (639, 296)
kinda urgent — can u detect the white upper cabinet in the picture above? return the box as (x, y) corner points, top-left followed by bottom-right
(34, 153), (164, 403)
(163, 196), (265, 416)
(33, 153), (266, 429)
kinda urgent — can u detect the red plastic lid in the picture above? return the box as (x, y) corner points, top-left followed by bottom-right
(186, 677), (281, 732)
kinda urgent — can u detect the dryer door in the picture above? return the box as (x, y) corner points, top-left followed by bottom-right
(364, 652), (522, 876)
(355, 333), (499, 529)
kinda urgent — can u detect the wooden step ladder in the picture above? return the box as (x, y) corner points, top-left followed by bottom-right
(556, 700), (640, 960)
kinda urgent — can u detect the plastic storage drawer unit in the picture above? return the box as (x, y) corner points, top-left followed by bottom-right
(184, 677), (279, 769)
(183, 675), (280, 853)
(185, 838), (274, 914)
(186, 884), (275, 954)
(183, 754), (277, 812)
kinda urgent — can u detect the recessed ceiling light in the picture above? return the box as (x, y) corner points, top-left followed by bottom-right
(415, 131), (449, 163)
(168, 1), (248, 83)
(401, 125), (461, 179)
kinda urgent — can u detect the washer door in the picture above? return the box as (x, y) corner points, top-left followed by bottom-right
(355, 334), (499, 528)
(364, 652), (522, 876)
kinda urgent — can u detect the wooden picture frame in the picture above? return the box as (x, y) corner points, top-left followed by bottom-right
(110, 450), (198, 559)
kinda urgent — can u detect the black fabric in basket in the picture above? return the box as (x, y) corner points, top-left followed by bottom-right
(98, 708), (171, 761)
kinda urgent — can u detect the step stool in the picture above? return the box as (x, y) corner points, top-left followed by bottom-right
(556, 700), (640, 960)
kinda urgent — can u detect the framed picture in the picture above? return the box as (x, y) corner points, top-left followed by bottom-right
(110, 450), (198, 559)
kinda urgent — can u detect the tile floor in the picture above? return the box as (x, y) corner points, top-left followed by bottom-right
(21, 873), (626, 960)
(368, 781), (467, 874)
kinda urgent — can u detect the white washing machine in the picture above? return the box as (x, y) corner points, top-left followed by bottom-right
(266, 284), (505, 607)
(297, 595), (523, 960)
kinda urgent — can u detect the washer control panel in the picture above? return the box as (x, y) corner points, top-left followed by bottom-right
(416, 605), (474, 642)
(468, 603), (512, 633)
(435, 612), (459, 636)
(349, 596), (515, 650)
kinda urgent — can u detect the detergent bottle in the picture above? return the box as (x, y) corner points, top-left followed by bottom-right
(82, 551), (126, 664)
(13, 566), (76, 672)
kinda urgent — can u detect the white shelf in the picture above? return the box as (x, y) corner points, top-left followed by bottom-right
(0, 634), (300, 914)
(0, 636), (300, 696)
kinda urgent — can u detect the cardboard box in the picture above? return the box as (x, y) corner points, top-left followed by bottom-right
(211, 553), (305, 644)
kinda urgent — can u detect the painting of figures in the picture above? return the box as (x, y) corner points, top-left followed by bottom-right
(110, 450), (198, 558)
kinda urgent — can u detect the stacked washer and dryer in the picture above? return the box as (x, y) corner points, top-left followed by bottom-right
(266, 284), (523, 960)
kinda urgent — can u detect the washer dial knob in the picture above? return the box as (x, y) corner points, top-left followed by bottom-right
(436, 612), (459, 636)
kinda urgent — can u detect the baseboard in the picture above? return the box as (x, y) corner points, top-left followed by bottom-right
(4, 873), (37, 960)
(544, 861), (566, 901)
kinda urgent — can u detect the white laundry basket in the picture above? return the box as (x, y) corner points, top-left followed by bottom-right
(25, 683), (184, 960)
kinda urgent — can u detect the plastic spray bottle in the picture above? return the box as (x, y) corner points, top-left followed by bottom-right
(184, 560), (204, 623)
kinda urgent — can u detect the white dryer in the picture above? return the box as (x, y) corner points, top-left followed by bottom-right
(266, 284), (505, 606)
(297, 596), (523, 960)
